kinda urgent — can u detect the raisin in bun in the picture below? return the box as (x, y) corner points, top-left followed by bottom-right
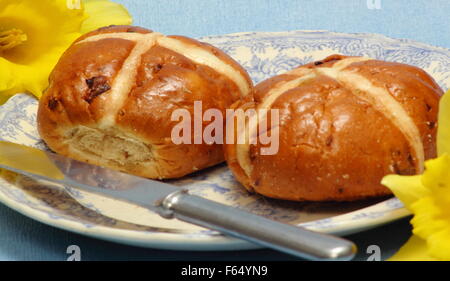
(224, 55), (443, 201)
(37, 25), (252, 179)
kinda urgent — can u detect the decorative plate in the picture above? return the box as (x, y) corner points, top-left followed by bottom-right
(0, 30), (449, 251)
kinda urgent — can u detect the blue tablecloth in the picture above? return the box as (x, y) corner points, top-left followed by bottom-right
(0, 0), (448, 261)
(123, 0), (450, 48)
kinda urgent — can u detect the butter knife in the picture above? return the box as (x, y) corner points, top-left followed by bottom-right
(0, 141), (356, 260)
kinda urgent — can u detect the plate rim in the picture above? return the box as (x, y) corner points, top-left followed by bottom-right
(199, 29), (450, 54)
(0, 179), (410, 250)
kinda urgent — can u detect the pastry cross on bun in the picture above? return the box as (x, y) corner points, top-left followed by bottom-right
(224, 55), (443, 201)
(38, 25), (253, 179)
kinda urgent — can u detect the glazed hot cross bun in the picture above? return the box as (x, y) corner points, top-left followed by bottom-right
(38, 25), (253, 179)
(224, 55), (443, 201)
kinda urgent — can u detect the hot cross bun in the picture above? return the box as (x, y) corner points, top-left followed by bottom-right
(38, 25), (252, 179)
(224, 55), (443, 201)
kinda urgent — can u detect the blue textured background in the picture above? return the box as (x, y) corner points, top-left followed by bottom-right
(116, 0), (450, 49)
(0, 0), (448, 261)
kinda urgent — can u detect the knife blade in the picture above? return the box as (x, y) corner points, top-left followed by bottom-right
(0, 141), (356, 260)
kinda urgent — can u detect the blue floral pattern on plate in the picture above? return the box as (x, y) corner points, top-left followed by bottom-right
(0, 30), (448, 250)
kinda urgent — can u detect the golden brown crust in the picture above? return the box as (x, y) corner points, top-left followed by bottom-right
(37, 25), (253, 179)
(38, 35), (136, 156)
(344, 60), (440, 160)
(168, 35), (253, 91)
(252, 74), (298, 102)
(224, 54), (443, 201)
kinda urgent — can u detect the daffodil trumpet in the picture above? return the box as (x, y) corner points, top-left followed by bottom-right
(0, 0), (132, 104)
(0, 28), (27, 52)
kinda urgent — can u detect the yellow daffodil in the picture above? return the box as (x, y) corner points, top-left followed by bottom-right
(382, 89), (450, 261)
(0, 0), (132, 104)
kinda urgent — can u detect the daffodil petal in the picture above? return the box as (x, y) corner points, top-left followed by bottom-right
(438, 90), (450, 156)
(388, 235), (438, 261)
(81, 0), (132, 33)
(381, 174), (428, 210)
(411, 197), (449, 239)
(0, 58), (16, 92)
(421, 154), (450, 197)
(427, 228), (450, 260)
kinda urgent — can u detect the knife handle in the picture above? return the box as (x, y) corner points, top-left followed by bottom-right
(161, 191), (357, 260)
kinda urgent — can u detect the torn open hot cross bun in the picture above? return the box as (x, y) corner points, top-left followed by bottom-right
(37, 25), (253, 179)
(224, 55), (443, 201)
